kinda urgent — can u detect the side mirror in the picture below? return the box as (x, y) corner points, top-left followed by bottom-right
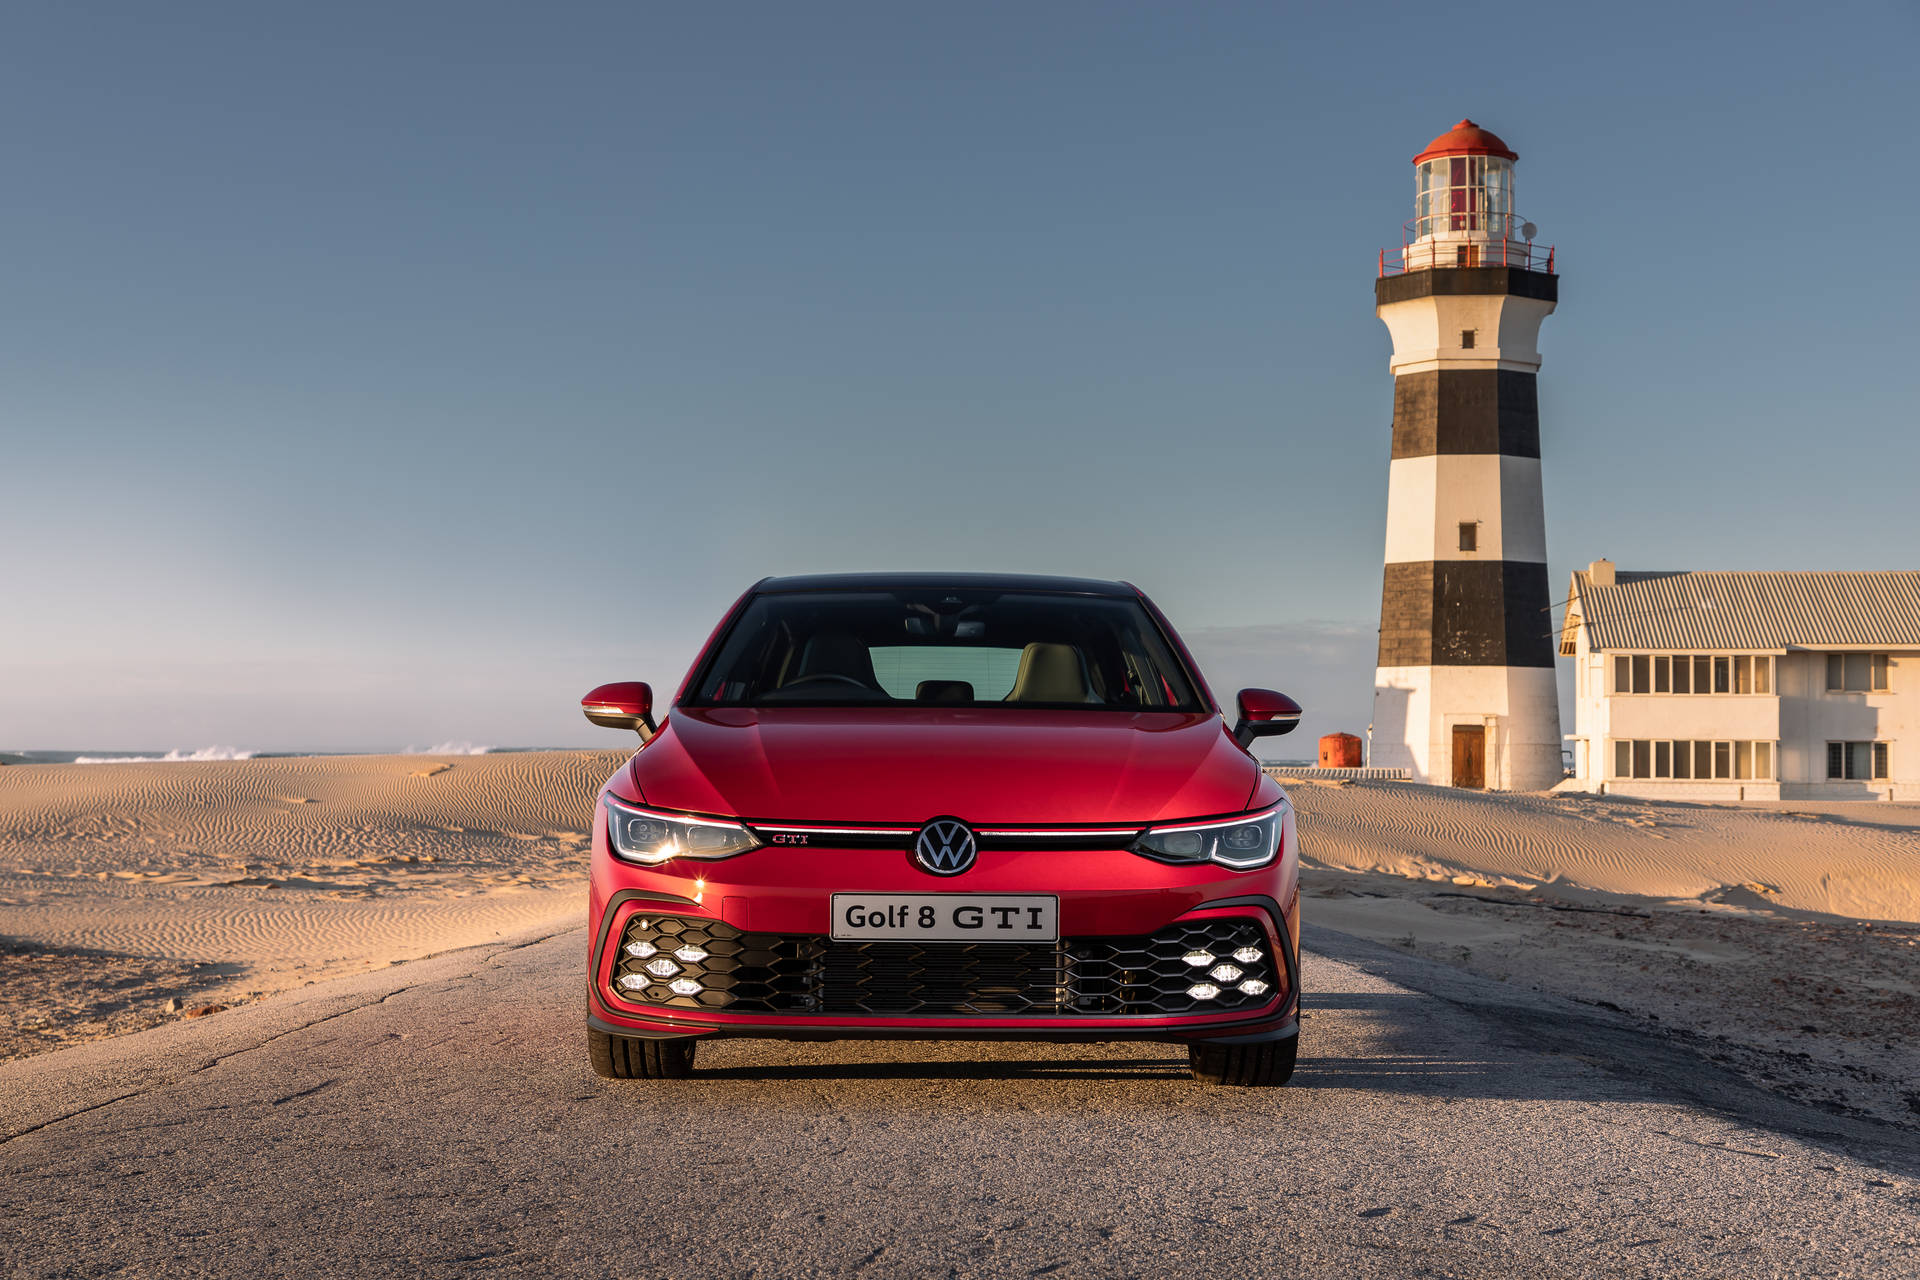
(1233, 688), (1302, 750)
(582, 682), (657, 739)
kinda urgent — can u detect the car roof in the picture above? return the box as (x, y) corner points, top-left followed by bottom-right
(753, 572), (1138, 598)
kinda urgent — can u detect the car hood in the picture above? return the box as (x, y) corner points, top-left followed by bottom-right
(623, 707), (1260, 825)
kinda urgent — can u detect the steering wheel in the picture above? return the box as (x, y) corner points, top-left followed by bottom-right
(781, 674), (873, 691)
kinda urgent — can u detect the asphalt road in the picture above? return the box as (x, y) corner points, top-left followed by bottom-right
(4, 925), (1916, 1280)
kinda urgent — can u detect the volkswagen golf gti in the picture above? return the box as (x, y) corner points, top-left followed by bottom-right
(579, 573), (1304, 1086)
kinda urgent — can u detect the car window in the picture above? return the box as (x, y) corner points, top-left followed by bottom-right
(869, 646), (1024, 701)
(686, 590), (1202, 711)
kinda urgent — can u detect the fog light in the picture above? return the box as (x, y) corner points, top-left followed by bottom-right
(1232, 946), (1261, 964)
(643, 958), (681, 978)
(1182, 950), (1215, 967)
(673, 945), (709, 964)
(1210, 963), (1243, 982)
(625, 941), (657, 959)
(616, 974), (648, 992)
(1186, 982), (1221, 1000)
(667, 977), (702, 996)
(1239, 978), (1269, 996)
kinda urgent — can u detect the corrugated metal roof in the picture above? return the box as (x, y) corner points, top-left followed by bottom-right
(1568, 570), (1920, 651)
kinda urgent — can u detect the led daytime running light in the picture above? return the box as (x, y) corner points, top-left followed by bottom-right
(604, 798), (761, 866)
(1130, 801), (1287, 870)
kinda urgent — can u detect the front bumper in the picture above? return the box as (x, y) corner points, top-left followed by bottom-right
(590, 891), (1299, 1045)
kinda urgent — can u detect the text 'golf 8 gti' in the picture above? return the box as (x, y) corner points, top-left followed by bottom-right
(580, 574), (1304, 1086)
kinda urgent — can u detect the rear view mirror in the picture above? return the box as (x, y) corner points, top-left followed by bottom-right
(1233, 688), (1302, 750)
(582, 682), (657, 739)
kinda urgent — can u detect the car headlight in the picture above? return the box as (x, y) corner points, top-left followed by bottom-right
(1131, 800), (1287, 870)
(604, 797), (761, 865)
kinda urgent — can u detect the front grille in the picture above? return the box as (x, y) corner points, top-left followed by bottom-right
(609, 913), (1281, 1018)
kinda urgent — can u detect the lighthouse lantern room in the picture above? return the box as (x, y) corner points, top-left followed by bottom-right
(1370, 119), (1564, 791)
(1389, 119), (1550, 275)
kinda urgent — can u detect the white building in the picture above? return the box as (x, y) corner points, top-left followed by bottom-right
(1560, 563), (1920, 800)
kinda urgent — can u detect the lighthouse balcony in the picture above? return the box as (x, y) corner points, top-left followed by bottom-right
(1382, 223), (1554, 276)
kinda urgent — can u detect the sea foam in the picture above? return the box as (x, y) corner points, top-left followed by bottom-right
(73, 746), (259, 764)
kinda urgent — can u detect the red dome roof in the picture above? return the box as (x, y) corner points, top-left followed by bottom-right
(1413, 119), (1518, 165)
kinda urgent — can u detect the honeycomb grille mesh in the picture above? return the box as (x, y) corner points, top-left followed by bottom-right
(609, 914), (1280, 1017)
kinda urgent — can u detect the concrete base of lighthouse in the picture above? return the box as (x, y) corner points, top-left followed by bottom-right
(1371, 665), (1563, 791)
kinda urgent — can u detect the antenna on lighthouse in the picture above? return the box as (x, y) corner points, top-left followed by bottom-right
(1521, 221), (1538, 241)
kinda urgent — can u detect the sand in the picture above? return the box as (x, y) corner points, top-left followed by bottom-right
(0, 751), (626, 1057)
(1275, 775), (1920, 922)
(1280, 779), (1920, 1128)
(3, 753), (1917, 1130)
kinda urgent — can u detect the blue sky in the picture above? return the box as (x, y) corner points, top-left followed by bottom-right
(2, 2), (1914, 751)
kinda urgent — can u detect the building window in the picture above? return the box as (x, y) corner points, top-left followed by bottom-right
(1460, 329), (1476, 349)
(1614, 740), (1776, 781)
(1827, 653), (1890, 693)
(1610, 654), (1773, 696)
(1828, 741), (1889, 780)
(1458, 522), (1478, 552)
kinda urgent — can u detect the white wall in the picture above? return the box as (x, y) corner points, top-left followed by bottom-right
(1381, 456), (1546, 565)
(1373, 665), (1561, 790)
(1567, 632), (1918, 800)
(1376, 292), (1553, 375)
(1779, 650), (1917, 798)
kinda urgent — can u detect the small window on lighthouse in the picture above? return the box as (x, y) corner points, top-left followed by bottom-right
(1458, 522), (1479, 552)
(1461, 329), (1477, 349)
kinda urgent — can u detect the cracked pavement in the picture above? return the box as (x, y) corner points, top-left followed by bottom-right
(3, 924), (1917, 1279)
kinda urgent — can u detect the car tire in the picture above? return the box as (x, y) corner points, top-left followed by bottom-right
(589, 1028), (697, 1079)
(1188, 1033), (1297, 1087)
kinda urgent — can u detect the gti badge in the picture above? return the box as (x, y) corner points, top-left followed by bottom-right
(913, 818), (977, 876)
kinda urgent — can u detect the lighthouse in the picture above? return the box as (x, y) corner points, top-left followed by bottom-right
(1370, 120), (1562, 791)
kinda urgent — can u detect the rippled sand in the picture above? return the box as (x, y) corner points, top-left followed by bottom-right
(1281, 779), (1920, 1127)
(0, 751), (627, 1057)
(1278, 777), (1920, 923)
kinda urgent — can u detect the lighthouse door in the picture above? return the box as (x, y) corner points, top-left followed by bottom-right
(1451, 726), (1487, 789)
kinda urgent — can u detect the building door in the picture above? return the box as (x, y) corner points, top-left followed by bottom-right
(1452, 725), (1486, 789)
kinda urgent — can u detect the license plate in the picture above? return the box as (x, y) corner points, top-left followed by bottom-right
(830, 894), (1059, 943)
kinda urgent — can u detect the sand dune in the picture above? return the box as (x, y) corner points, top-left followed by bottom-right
(0, 751), (627, 1056)
(1279, 778), (1920, 924)
(0, 750), (625, 876)
(1281, 780), (1920, 1127)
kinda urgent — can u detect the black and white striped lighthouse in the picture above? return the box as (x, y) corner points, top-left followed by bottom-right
(1371, 120), (1562, 791)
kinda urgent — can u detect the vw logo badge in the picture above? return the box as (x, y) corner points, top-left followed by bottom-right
(913, 818), (977, 876)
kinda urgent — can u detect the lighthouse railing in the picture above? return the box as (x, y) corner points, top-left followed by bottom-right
(1380, 218), (1556, 276)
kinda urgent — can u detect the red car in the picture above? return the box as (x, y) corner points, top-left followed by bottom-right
(580, 573), (1304, 1086)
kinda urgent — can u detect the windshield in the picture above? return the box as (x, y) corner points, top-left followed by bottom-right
(686, 590), (1205, 711)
